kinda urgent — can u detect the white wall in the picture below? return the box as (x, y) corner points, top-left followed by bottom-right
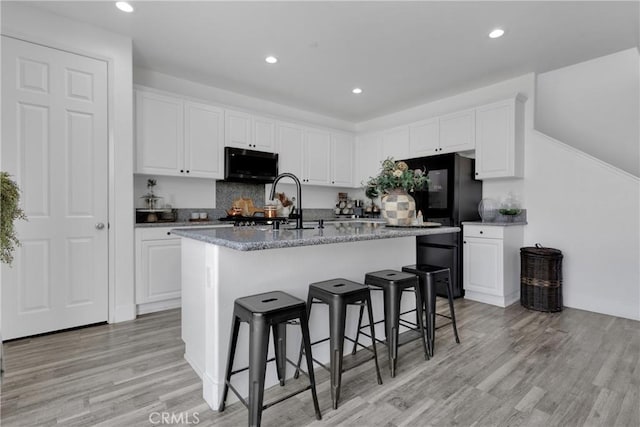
(134, 175), (216, 209)
(524, 131), (639, 320)
(2, 4), (136, 322)
(536, 48), (640, 177)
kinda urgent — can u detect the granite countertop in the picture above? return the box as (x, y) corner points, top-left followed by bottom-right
(462, 221), (527, 227)
(135, 220), (231, 228)
(171, 221), (460, 251)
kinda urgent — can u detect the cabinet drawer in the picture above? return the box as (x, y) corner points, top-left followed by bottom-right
(463, 225), (503, 239)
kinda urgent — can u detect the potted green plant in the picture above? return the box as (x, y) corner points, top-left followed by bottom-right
(364, 158), (429, 226)
(1, 172), (27, 265)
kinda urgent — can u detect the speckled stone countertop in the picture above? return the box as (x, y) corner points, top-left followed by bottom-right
(171, 221), (460, 251)
(135, 220), (231, 228)
(462, 221), (527, 227)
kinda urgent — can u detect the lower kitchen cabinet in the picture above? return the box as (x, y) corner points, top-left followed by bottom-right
(135, 225), (231, 314)
(135, 227), (182, 314)
(462, 223), (524, 307)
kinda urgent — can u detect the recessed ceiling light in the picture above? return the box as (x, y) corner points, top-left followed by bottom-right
(352, 88), (363, 94)
(115, 2), (134, 13)
(489, 28), (505, 39)
(265, 56), (278, 64)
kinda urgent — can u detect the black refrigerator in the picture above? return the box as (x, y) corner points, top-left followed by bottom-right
(404, 153), (483, 298)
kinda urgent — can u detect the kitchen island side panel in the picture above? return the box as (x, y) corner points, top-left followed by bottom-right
(182, 236), (418, 410)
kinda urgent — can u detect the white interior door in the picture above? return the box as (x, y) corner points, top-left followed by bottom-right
(1, 36), (109, 340)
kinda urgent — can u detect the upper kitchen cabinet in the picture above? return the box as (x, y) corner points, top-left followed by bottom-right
(136, 90), (183, 176)
(276, 122), (305, 178)
(331, 133), (355, 187)
(355, 132), (383, 187)
(408, 110), (475, 157)
(381, 126), (410, 160)
(225, 109), (275, 151)
(304, 128), (332, 185)
(475, 95), (526, 179)
(276, 122), (350, 186)
(184, 101), (224, 178)
(438, 109), (476, 153)
(409, 118), (439, 156)
(135, 88), (224, 179)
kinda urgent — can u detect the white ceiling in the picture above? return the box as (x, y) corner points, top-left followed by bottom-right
(16, 1), (640, 122)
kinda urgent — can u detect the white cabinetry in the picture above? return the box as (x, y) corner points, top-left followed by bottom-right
(304, 128), (332, 185)
(475, 95), (526, 179)
(135, 225), (232, 314)
(439, 109), (476, 153)
(276, 122), (305, 178)
(408, 110), (475, 157)
(277, 122), (350, 186)
(331, 133), (354, 186)
(409, 118), (439, 156)
(463, 224), (524, 307)
(135, 89), (223, 178)
(381, 126), (410, 160)
(355, 132), (383, 186)
(135, 227), (182, 313)
(225, 109), (275, 151)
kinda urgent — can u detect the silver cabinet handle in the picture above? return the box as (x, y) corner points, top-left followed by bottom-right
(95, 222), (105, 230)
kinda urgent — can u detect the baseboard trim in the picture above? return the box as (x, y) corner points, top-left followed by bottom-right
(136, 298), (181, 315)
(113, 304), (136, 323)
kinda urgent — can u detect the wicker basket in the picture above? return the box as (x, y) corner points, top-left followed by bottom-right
(520, 244), (563, 312)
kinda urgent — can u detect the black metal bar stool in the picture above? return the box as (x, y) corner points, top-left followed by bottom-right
(402, 264), (460, 357)
(293, 278), (383, 410)
(219, 291), (322, 427)
(353, 270), (430, 377)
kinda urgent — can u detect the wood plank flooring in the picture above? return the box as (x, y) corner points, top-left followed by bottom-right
(1, 299), (638, 426)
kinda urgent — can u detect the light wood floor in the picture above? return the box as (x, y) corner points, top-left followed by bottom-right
(1, 299), (638, 426)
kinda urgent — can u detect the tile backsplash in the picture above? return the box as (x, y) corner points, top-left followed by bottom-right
(216, 181), (265, 211)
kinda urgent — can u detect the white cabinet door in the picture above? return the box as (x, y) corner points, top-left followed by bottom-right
(463, 236), (503, 297)
(381, 126), (410, 160)
(184, 101), (224, 179)
(409, 118), (439, 156)
(225, 109), (252, 149)
(475, 96), (525, 179)
(277, 122), (304, 178)
(253, 116), (276, 151)
(355, 133), (383, 186)
(439, 109), (475, 153)
(136, 229), (182, 304)
(136, 90), (184, 176)
(304, 129), (331, 185)
(331, 133), (354, 187)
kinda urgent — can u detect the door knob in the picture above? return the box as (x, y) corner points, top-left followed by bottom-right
(95, 222), (105, 230)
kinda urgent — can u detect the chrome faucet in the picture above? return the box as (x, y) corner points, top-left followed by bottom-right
(269, 172), (303, 229)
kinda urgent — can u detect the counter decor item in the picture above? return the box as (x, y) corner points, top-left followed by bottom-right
(499, 192), (522, 220)
(1, 172), (27, 265)
(478, 198), (499, 222)
(364, 158), (429, 226)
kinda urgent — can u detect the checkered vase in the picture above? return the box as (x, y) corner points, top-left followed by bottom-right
(381, 189), (415, 226)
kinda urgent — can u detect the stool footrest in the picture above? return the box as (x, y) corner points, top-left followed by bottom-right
(230, 356), (302, 377)
(299, 351), (380, 377)
(225, 380), (313, 412)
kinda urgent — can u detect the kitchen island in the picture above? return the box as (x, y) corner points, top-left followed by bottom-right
(172, 221), (460, 410)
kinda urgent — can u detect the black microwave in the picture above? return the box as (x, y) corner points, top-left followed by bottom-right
(224, 147), (278, 183)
